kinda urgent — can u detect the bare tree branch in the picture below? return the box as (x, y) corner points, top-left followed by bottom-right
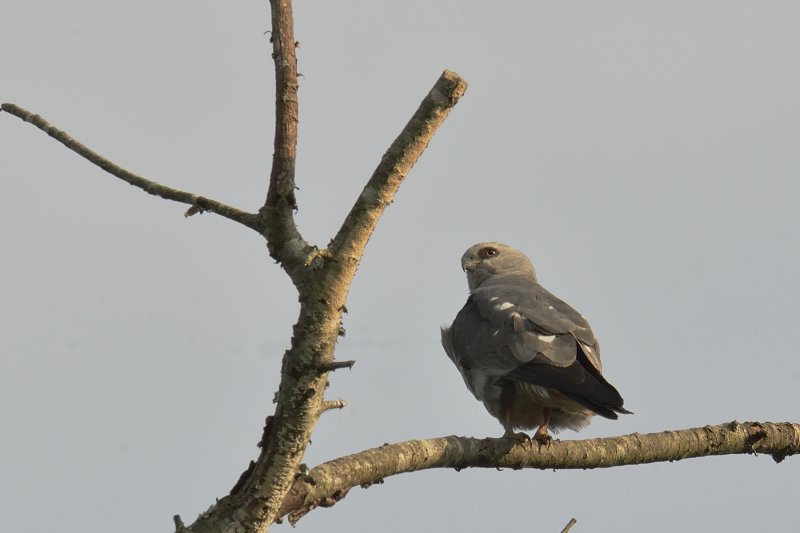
(259, 0), (309, 278)
(279, 421), (800, 521)
(329, 70), (467, 263)
(0, 103), (260, 230)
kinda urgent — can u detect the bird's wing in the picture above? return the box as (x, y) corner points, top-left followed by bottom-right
(470, 276), (601, 371)
(442, 300), (505, 401)
(460, 276), (627, 417)
(442, 280), (626, 418)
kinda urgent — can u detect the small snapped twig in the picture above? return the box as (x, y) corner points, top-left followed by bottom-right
(560, 517), (577, 533)
(319, 360), (355, 372)
(1, 103), (260, 231)
(321, 399), (347, 413)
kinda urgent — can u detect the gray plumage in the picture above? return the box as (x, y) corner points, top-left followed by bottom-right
(441, 242), (630, 439)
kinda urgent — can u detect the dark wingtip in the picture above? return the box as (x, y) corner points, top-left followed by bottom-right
(589, 403), (632, 420)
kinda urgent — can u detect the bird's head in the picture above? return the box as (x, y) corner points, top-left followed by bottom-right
(460, 242), (537, 291)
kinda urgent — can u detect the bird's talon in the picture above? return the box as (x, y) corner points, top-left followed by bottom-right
(533, 426), (552, 445)
(503, 431), (532, 445)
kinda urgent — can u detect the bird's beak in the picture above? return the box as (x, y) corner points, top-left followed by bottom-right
(462, 259), (478, 272)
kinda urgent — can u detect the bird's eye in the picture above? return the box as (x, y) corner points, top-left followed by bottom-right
(479, 247), (498, 259)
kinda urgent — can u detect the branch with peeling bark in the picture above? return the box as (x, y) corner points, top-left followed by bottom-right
(279, 421), (800, 523)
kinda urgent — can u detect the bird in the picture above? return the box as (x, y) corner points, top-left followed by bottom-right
(441, 242), (630, 442)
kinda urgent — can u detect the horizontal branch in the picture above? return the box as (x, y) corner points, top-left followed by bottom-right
(1, 103), (260, 231)
(280, 421), (800, 521)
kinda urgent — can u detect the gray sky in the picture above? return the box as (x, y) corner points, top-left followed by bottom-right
(2, 1), (798, 531)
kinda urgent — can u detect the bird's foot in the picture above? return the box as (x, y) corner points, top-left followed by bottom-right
(533, 426), (552, 446)
(502, 429), (532, 445)
(501, 430), (551, 447)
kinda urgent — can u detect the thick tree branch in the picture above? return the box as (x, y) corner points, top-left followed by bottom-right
(280, 421), (800, 521)
(329, 70), (467, 264)
(259, 0), (309, 278)
(0, 103), (259, 230)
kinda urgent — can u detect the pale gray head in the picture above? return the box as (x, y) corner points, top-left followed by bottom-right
(460, 242), (537, 291)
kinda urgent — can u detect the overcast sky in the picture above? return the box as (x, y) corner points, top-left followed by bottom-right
(1, 1), (798, 532)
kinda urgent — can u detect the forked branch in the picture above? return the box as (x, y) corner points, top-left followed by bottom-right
(178, 2), (468, 530)
(191, 67), (468, 532)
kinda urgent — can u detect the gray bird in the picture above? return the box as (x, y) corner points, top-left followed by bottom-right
(441, 242), (630, 442)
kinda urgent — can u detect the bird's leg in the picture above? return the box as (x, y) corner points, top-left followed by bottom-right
(533, 408), (552, 444)
(502, 412), (531, 444)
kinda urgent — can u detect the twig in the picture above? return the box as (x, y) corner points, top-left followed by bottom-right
(319, 360), (355, 372)
(560, 517), (577, 533)
(0, 103), (260, 231)
(321, 399), (347, 413)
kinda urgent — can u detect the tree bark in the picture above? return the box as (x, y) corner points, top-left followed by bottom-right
(279, 421), (800, 524)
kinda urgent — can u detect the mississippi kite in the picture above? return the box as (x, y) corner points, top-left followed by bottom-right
(441, 242), (630, 441)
